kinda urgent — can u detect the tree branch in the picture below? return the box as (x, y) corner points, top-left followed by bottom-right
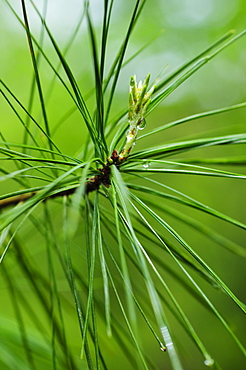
(0, 150), (121, 210)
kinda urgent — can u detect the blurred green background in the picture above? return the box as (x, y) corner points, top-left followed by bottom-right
(1, 0), (246, 369)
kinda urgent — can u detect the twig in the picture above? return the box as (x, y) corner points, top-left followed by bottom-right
(0, 150), (120, 210)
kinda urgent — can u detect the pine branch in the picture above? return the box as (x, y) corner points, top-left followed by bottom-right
(0, 150), (121, 210)
(1, 75), (153, 211)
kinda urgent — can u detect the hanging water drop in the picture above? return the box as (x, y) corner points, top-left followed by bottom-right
(204, 359), (214, 367)
(138, 118), (146, 130)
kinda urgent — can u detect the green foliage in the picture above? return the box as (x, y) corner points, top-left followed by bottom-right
(0, 1), (246, 369)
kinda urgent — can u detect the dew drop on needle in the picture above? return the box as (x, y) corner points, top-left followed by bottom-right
(142, 160), (151, 169)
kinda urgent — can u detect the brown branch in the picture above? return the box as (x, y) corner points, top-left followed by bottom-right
(0, 150), (121, 210)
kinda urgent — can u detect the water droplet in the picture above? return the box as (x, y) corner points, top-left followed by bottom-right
(204, 359), (214, 367)
(138, 118), (146, 130)
(142, 160), (151, 169)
